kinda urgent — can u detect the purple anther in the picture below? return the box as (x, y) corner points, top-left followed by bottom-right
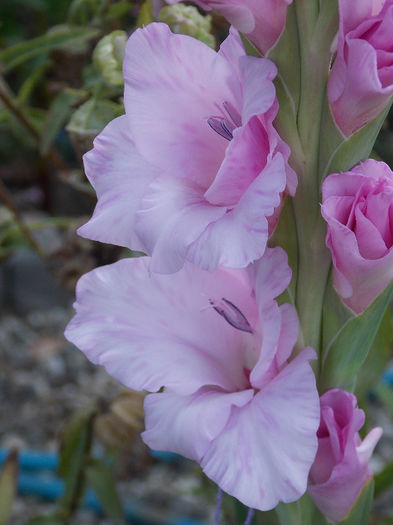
(208, 117), (233, 141)
(220, 118), (235, 138)
(210, 297), (253, 334)
(223, 100), (242, 127)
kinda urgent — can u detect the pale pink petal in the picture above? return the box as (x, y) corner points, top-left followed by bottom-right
(239, 56), (277, 124)
(201, 348), (319, 511)
(252, 246), (292, 308)
(78, 116), (158, 251)
(354, 206), (388, 258)
(187, 153), (286, 270)
(65, 258), (256, 395)
(204, 117), (270, 206)
(356, 427), (383, 464)
(142, 388), (254, 460)
(329, 38), (393, 136)
(338, 0), (376, 34)
(322, 172), (368, 200)
(123, 23), (237, 189)
(134, 176), (226, 274)
(275, 304), (299, 367)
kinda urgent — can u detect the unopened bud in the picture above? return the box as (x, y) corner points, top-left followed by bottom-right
(93, 30), (127, 86)
(159, 4), (215, 48)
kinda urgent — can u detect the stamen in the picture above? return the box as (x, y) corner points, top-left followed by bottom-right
(220, 118), (235, 137)
(208, 117), (233, 141)
(210, 297), (253, 334)
(223, 100), (242, 127)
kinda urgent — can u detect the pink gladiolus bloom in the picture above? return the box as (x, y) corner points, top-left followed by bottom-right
(308, 389), (382, 523)
(165, 0), (293, 54)
(329, 0), (393, 137)
(65, 248), (319, 510)
(322, 159), (393, 313)
(78, 23), (296, 274)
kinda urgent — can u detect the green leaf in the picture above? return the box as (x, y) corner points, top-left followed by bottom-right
(57, 407), (97, 516)
(374, 462), (393, 499)
(40, 88), (86, 155)
(275, 494), (327, 525)
(67, 0), (102, 25)
(268, 3), (301, 112)
(0, 26), (99, 72)
(319, 280), (393, 392)
(0, 450), (18, 525)
(270, 197), (298, 302)
(137, 0), (154, 27)
(338, 480), (374, 525)
(17, 63), (49, 105)
(319, 100), (392, 182)
(356, 306), (393, 399)
(106, 2), (133, 21)
(85, 459), (124, 521)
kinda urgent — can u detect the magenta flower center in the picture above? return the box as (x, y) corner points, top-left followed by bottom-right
(207, 101), (242, 141)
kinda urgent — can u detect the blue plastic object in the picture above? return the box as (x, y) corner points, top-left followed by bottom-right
(0, 450), (58, 471)
(0, 449), (207, 525)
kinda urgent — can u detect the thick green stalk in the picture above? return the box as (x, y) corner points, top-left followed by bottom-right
(291, 1), (338, 351)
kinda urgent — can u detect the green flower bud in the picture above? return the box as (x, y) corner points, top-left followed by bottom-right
(158, 4), (215, 48)
(93, 30), (127, 87)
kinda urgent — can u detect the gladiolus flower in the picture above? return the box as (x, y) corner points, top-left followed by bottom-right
(308, 389), (382, 523)
(65, 248), (319, 510)
(78, 23), (295, 273)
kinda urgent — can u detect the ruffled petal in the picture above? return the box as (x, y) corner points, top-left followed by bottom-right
(187, 153), (286, 270)
(204, 117), (270, 206)
(65, 257), (255, 395)
(123, 23), (238, 189)
(78, 116), (158, 251)
(142, 388), (254, 461)
(201, 348), (319, 511)
(135, 176), (226, 274)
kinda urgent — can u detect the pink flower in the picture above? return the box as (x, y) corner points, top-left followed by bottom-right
(65, 247), (319, 510)
(78, 23), (296, 273)
(308, 389), (382, 523)
(165, 0), (293, 54)
(329, 0), (393, 137)
(322, 159), (393, 313)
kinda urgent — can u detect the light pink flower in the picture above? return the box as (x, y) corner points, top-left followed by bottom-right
(322, 159), (393, 313)
(329, 0), (393, 137)
(165, 0), (292, 54)
(65, 247), (319, 510)
(78, 23), (296, 274)
(308, 389), (382, 523)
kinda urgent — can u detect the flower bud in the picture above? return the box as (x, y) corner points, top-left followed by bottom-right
(158, 3), (215, 48)
(93, 30), (127, 86)
(308, 389), (382, 523)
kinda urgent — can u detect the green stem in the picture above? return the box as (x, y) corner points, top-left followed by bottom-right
(291, 0), (339, 352)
